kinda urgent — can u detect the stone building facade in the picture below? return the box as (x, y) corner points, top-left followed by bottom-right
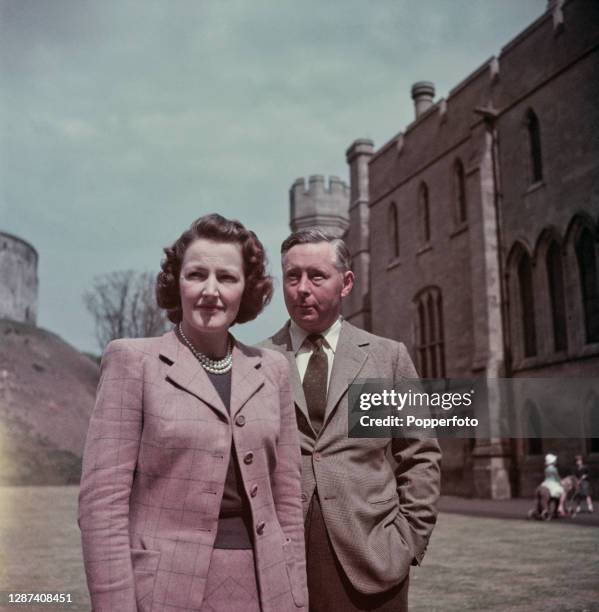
(290, 0), (599, 498)
(0, 231), (38, 325)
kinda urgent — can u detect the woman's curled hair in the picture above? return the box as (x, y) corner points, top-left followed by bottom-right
(156, 213), (273, 324)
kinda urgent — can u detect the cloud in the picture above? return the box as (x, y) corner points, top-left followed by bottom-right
(0, 0), (546, 351)
(55, 118), (98, 141)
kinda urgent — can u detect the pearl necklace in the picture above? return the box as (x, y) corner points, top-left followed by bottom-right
(177, 324), (233, 374)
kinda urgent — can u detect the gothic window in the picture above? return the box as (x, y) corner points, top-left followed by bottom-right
(454, 158), (467, 224)
(414, 287), (445, 377)
(526, 109), (543, 184)
(418, 182), (431, 245)
(417, 301), (427, 376)
(388, 202), (399, 260)
(546, 241), (568, 352)
(587, 395), (599, 454)
(576, 228), (599, 343)
(518, 253), (537, 357)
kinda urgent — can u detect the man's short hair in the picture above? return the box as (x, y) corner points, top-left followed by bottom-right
(280, 229), (352, 273)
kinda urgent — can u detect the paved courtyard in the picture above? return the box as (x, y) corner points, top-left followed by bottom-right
(0, 486), (597, 611)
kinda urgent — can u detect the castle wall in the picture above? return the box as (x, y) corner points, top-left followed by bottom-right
(0, 232), (39, 325)
(363, 0), (598, 497)
(368, 104), (485, 498)
(498, 1), (599, 254)
(497, 1), (599, 367)
(369, 54), (495, 207)
(369, 142), (477, 377)
(494, 1), (599, 495)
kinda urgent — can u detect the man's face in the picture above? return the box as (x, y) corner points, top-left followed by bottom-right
(282, 242), (354, 334)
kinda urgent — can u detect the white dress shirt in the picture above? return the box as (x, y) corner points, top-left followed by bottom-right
(289, 317), (342, 391)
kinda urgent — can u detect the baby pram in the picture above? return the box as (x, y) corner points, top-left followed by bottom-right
(527, 475), (577, 520)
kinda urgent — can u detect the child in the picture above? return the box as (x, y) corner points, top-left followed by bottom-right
(573, 454), (594, 514)
(541, 453), (566, 517)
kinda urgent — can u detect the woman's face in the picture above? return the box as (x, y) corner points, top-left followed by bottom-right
(179, 238), (245, 340)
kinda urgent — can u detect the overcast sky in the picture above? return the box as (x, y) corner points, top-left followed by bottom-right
(1, 0), (545, 354)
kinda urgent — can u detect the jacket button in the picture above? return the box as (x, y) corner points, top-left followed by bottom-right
(244, 452), (254, 465)
(301, 493), (307, 502)
(314, 452), (321, 461)
(250, 484), (258, 498)
(235, 415), (246, 427)
(256, 521), (265, 535)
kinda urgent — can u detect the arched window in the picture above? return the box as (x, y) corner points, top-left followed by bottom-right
(587, 394), (599, 454)
(417, 301), (427, 376)
(526, 109), (543, 183)
(414, 287), (445, 377)
(418, 183), (431, 244)
(388, 203), (399, 260)
(518, 253), (537, 357)
(575, 228), (599, 343)
(435, 291), (446, 375)
(525, 401), (543, 456)
(546, 241), (567, 351)
(454, 158), (467, 224)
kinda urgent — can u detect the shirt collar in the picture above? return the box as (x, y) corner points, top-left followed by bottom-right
(289, 316), (342, 355)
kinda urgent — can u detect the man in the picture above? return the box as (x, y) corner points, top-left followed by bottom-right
(261, 229), (441, 611)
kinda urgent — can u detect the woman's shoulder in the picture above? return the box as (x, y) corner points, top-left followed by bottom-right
(234, 339), (288, 370)
(102, 331), (175, 361)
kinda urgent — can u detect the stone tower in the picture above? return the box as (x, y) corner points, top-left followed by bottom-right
(289, 175), (350, 238)
(344, 139), (374, 331)
(0, 231), (39, 325)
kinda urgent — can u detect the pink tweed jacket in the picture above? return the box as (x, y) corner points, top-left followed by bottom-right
(78, 331), (307, 612)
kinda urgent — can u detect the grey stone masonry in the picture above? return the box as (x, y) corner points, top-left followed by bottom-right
(343, 139), (374, 330)
(289, 175), (350, 238)
(361, 0), (599, 498)
(0, 231), (38, 325)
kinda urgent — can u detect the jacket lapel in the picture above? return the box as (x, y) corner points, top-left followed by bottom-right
(267, 323), (314, 436)
(323, 321), (369, 427)
(159, 330), (228, 421)
(230, 342), (264, 418)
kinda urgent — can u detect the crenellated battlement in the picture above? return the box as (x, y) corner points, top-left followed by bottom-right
(291, 175), (349, 200)
(289, 175), (350, 238)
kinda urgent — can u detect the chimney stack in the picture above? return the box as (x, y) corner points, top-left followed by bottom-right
(411, 81), (435, 119)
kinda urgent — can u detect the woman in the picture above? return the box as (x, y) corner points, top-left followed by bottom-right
(78, 214), (307, 611)
(541, 453), (566, 517)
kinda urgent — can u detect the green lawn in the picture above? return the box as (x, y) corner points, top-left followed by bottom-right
(0, 486), (89, 611)
(1, 487), (597, 611)
(410, 513), (599, 612)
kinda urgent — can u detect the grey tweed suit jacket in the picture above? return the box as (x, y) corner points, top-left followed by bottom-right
(261, 320), (441, 595)
(78, 330), (307, 611)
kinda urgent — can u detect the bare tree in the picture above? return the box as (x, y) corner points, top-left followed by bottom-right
(84, 270), (170, 351)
